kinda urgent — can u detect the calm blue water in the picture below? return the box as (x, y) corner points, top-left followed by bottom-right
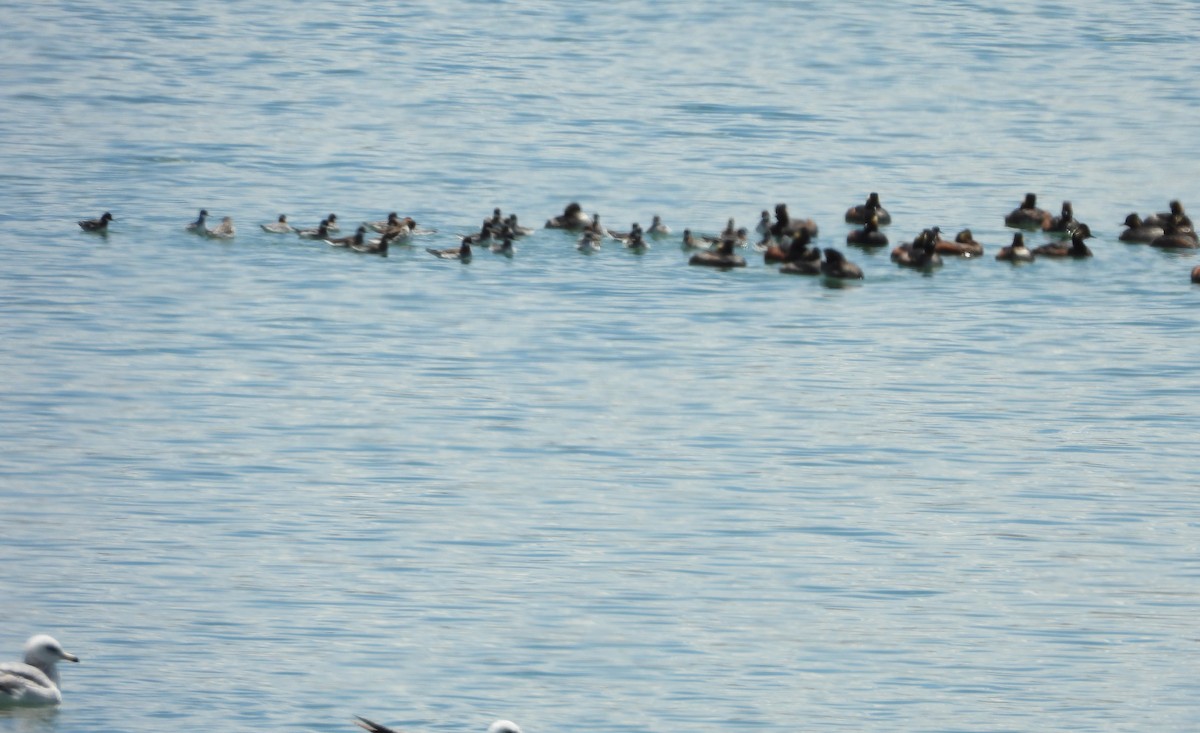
(2, 2), (1200, 732)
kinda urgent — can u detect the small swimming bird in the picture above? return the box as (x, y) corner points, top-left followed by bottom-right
(689, 237), (746, 268)
(459, 222), (494, 246)
(0, 635), (79, 708)
(1043, 200), (1085, 237)
(78, 211), (113, 233)
(503, 215), (534, 237)
(681, 229), (705, 250)
(427, 241), (472, 261)
(935, 229), (984, 257)
(490, 235), (515, 257)
(296, 219), (332, 240)
(351, 230), (389, 256)
(1118, 213), (1164, 243)
(186, 209), (209, 234)
(1004, 192), (1052, 230)
(892, 228), (943, 269)
(623, 226), (649, 252)
(995, 232), (1034, 262)
(820, 247), (864, 279)
(545, 202), (591, 230)
(778, 231), (822, 274)
(769, 203), (819, 240)
(755, 210), (772, 236)
(260, 214), (294, 234)
(576, 230), (603, 252)
(355, 719), (523, 733)
(1147, 200), (1194, 231)
(1033, 224), (1093, 258)
(365, 212), (403, 234)
(844, 192), (892, 225)
(324, 213), (341, 232)
(205, 216), (236, 239)
(1150, 220), (1200, 249)
(647, 215), (671, 236)
(846, 215), (888, 247)
(326, 225), (368, 248)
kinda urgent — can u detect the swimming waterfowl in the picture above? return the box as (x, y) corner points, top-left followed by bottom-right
(459, 221), (495, 246)
(379, 217), (417, 241)
(325, 213), (340, 232)
(503, 215), (534, 237)
(427, 241), (472, 261)
(689, 237), (746, 268)
(643, 215), (670, 237)
(78, 211), (113, 233)
(0, 635), (79, 709)
(1192, 265), (1200, 283)
(820, 247), (864, 279)
(892, 228), (943, 269)
(778, 231), (822, 275)
(610, 223), (646, 250)
(755, 210), (772, 237)
(490, 235), (515, 257)
(1147, 200), (1194, 231)
(1150, 219), (1200, 249)
(584, 213), (609, 239)
(846, 215), (888, 247)
(545, 202), (592, 230)
(205, 216), (236, 239)
(326, 225), (368, 248)
(1005, 192), (1052, 230)
(769, 229), (814, 263)
(624, 227), (649, 252)
(844, 192), (892, 225)
(576, 230), (603, 252)
(296, 219), (331, 240)
(355, 719), (522, 733)
(681, 229), (705, 250)
(186, 209), (209, 234)
(365, 212), (403, 233)
(1034, 225), (1093, 258)
(605, 221), (639, 241)
(1043, 201), (1086, 237)
(995, 232), (1034, 262)
(935, 229), (984, 257)
(770, 203), (819, 240)
(1118, 213), (1164, 243)
(351, 230), (389, 255)
(260, 214), (293, 234)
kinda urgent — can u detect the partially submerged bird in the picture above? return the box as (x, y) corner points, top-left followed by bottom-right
(355, 719), (523, 733)
(78, 211), (113, 233)
(0, 635), (79, 708)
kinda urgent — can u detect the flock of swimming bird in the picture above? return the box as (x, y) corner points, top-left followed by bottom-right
(76, 192), (1200, 283)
